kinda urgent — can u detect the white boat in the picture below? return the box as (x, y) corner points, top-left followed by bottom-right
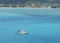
(17, 30), (28, 35)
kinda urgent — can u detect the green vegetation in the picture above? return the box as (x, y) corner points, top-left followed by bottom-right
(0, 0), (60, 8)
(0, 0), (60, 4)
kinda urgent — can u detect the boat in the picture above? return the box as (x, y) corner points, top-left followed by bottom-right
(17, 30), (28, 35)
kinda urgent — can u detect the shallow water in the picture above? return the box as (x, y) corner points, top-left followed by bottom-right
(0, 8), (60, 43)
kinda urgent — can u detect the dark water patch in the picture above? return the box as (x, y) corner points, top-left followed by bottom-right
(1, 15), (60, 20)
(0, 17), (31, 21)
(0, 15), (60, 23)
(26, 14), (60, 19)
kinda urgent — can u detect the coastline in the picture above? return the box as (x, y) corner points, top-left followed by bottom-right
(0, 7), (52, 9)
(0, 7), (59, 9)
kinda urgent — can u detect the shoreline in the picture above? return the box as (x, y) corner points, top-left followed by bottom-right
(0, 7), (60, 9)
(0, 7), (59, 9)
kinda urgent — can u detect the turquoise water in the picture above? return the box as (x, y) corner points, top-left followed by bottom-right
(0, 8), (60, 43)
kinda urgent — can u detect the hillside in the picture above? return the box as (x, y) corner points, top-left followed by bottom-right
(0, 0), (60, 4)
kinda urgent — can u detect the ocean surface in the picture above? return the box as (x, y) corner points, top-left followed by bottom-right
(0, 8), (60, 43)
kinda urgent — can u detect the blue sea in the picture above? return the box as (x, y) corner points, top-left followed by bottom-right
(0, 8), (60, 43)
